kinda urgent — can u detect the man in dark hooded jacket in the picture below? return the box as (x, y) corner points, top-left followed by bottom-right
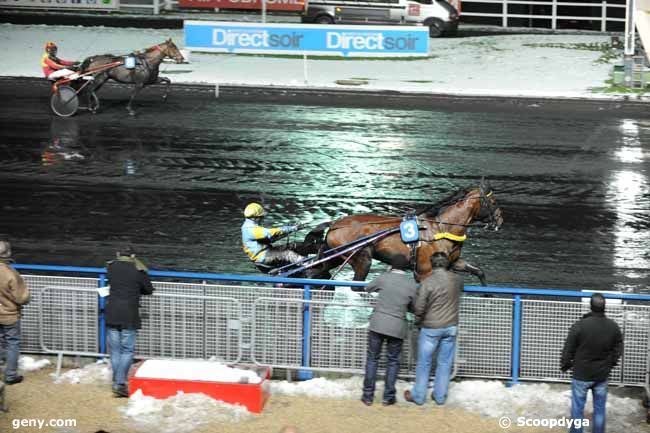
(105, 246), (154, 397)
(561, 293), (622, 433)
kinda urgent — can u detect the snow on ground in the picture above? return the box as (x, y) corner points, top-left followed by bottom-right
(18, 355), (51, 372)
(447, 380), (646, 432)
(134, 359), (262, 383)
(43, 360), (648, 432)
(0, 23), (619, 98)
(272, 377), (648, 432)
(122, 390), (252, 433)
(52, 360), (112, 384)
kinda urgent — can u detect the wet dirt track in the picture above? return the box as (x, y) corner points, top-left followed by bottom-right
(0, 77), (649, 292)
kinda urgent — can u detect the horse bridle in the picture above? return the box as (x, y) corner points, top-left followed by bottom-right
(479, 188), (500, 230)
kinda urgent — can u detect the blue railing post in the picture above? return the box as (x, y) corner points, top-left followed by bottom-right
(98, 273), (107, 355)
(297, 283), (314, 380)
(508, 295), (522, 387)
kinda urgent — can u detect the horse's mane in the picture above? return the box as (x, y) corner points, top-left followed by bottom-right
(416, 186), (476, 217)
(80, 54), (120, 71)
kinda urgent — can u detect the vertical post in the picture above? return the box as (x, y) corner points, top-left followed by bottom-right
(507, 295), (522, 386)
(262, 0), (267, 23)
(297, 283), (314, 380)
(624, 0), (637, 87)
(303, 53), (308, 84)
(154, 0), (160, 15)
(551, 0), (557, 30)
(602, 1), (607, 32)
(99, 273), (107, 354)
(503, 0), (508, 27)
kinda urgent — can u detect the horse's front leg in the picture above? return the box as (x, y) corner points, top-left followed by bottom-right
(158, 76), (171, 102)
(127, 83), (145, 116)
(452, 258), (487, 286)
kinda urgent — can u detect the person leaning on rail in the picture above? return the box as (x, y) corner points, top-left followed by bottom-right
(105, 246), (154, 398)
(240, 202), (316, 276)
(404, 252), (463, 406)
(361, 255), (417, 406)
(0, 240), (31, 385)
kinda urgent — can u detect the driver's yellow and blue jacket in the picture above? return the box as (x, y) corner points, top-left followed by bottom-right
(241, 218), (295, 263)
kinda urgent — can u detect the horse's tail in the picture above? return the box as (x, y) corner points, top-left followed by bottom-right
(299, 221), (331, 256)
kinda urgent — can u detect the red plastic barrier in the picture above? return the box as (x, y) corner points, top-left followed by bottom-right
(129, 363), (272, 413)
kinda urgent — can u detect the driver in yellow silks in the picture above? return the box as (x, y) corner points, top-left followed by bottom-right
(241, 202), (307, 274)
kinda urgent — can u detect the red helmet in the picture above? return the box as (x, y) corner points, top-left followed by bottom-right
(45, 41), (57, 52)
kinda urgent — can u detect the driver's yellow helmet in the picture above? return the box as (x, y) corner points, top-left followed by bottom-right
(244, 202), (265, 218)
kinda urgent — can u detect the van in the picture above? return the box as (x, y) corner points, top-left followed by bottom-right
(302, 0), (459, 37)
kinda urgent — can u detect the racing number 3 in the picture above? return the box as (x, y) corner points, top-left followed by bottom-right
(400, 219), (419, 243)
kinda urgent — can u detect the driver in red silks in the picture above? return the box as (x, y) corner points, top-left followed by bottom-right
(41, 41), (78, 80)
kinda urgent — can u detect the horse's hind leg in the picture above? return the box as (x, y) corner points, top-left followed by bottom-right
(349, 248), (373, 283)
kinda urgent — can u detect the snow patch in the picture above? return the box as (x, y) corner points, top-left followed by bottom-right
(134, 359), (262, 383)
(122, 389), (252, 433)
(446, 380), (646, 433)
(53, 360), (112, 384)
(19, 356), (51, 372)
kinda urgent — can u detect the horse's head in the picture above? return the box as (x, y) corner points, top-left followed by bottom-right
(161, 38), (185, 63)
(477, 177), (503, 231)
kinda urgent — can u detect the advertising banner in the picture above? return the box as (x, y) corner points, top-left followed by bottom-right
(179, 0), (304, 12)
(184, 21), (429, 57)
(0, 0), (118, 10)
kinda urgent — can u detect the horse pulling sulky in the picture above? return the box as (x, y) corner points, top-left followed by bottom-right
(49, 39), (185, 117)
(273, 178), (504, 285)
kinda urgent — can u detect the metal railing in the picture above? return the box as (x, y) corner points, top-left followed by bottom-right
(460, 0), (626, 31)
(14, 264), (650, 392)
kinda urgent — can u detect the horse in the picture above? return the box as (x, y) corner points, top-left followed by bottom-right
(80, 39), (185, 115)
(303, 178), (504, 283)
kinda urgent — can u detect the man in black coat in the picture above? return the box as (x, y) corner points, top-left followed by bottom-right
(105, 246), (154, 397)
(561, 293), (622, 433)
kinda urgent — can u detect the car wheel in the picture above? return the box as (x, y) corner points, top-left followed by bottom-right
(428, 19), (444, 38)
(316, 15), (334, 24)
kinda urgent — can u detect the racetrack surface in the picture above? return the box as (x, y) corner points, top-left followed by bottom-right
(0, 77), (649, 292)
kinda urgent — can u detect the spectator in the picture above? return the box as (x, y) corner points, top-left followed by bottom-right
(105, 246), (154, 398)
(561, 293), (623, 433)
(0, 240), (30, 385)
(361, 256), (417, 406)
(405, 252), (462, 406)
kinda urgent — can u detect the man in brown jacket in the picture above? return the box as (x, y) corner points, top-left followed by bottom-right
(405, 252), (463, 406)
(0, 241), (30, 384)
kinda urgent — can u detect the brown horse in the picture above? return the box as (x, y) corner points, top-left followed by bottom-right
(303, 178), (503, 283)
(81, 39), (185, 115)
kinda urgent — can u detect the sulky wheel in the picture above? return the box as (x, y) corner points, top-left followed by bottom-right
(50, 85), (79, 117)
